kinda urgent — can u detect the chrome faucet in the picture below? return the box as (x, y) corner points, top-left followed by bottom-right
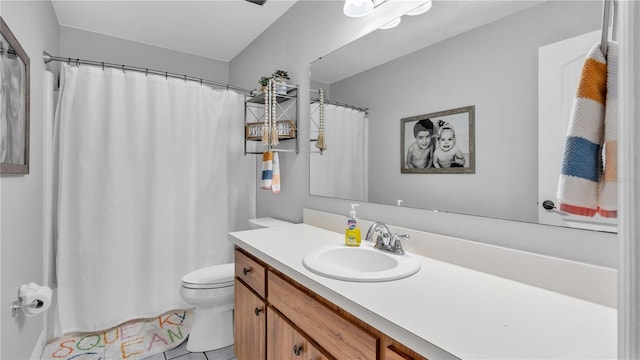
(365, 222), (409, 255)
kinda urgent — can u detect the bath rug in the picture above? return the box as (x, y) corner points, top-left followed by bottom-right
(41, 308), (193, 360)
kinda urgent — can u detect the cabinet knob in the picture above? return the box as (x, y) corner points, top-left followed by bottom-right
(293, 344), (303, 356)
(243, 267), (252, 275)
(254, 307), (263, 316)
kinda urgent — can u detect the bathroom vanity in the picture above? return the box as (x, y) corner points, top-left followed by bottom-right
(234, 247), (422, 360)
(230, 219), (616, 359)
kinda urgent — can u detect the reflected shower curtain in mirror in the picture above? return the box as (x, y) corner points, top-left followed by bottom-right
(54, 63), (244, 333)
(310, 104), (368, 201)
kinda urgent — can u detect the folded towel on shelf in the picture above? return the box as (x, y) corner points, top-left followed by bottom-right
(271, 152), (281, 194)
(557, 41), (617, 218)
(260, 151), (273, 190)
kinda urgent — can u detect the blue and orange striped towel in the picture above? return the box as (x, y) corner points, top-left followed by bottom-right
(598, 42), (617, 218)
(557, 41), (617, 218)
(260, 151), (280, 193)
(271, 152), (281, 194)
(260, 151), (273, 190)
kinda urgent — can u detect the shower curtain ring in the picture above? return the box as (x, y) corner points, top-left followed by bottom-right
(200, 79), (203, 86)
(121, 64), (125, 73)
(145, 68), (148, 77)
(165, 72), (168, 79)
(184, 75), (187, 82)
(67, 57), (71, 65)
(76, 58), (79, 66)
(101, 62), (105, 70)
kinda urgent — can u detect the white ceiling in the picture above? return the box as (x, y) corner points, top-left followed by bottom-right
(50, 0), (298, 62)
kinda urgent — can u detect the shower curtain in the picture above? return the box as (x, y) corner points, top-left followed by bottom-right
(54, 63), (245, 333)
(310, 104), (368, 201)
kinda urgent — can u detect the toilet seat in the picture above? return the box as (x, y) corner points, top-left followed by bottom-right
(181, 263), (234, 290)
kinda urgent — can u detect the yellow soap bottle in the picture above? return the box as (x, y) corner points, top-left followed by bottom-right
(345, 204), (361, 247)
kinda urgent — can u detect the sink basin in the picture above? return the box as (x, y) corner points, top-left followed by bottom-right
(302, 244), (421, 282)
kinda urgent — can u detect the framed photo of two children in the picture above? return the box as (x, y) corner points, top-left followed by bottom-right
(1, 17), (30, 175)
(401, 105), (475, 174)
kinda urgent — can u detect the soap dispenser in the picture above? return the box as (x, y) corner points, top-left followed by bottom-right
(344, 204), (361, 247)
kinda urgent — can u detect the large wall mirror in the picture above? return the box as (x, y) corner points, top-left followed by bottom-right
(310, 1), (618, 232)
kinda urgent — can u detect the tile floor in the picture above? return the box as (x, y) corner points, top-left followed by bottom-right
(142, 340), (236, 360)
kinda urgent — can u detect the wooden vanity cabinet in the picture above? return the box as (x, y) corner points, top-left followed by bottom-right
(233, 248), (428, 360)
(268, 271), (377, 359)
(234, 249), (267, 360)
(235, 249), (266, 298)
(267, 309), (331, 360)
(385, 345), (423, 360)
(234, 278), (266, 359)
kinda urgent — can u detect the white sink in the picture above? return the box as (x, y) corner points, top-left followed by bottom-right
(302, 243), (421, 282)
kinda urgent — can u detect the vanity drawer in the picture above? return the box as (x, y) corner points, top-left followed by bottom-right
(385, 345), (425, 360)
(267, 309), (332, 360)
(268, 271), (378, 360)
(235, 249), (266, 298)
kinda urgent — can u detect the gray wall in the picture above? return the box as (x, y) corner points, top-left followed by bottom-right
(1, 1), (59, 359)
(58, 26), (229, 84)
(231, 1), (617, 268)
(328, 1), (600, 222)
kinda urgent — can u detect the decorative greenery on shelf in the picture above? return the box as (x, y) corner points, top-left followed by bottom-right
(272, 69), (290, 81)
(257, 70), (290, 94)
(258, 76), (271, 87)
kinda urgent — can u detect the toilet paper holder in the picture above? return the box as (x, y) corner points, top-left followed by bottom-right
(11, 283), (51, 317)
(11, 298), (44, 317)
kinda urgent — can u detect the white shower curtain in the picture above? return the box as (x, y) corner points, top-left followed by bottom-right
(310, 104), (368, 201)
(54, 63), (244, 333)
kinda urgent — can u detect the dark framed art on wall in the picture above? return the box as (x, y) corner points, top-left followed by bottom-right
(401, 105), (475, 174)
(1, 17), (30, 175)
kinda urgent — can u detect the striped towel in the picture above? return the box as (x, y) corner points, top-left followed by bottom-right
(260, 151), (273, 190)
(557, 42), (617, 218)
(271, 152), (281, 194)
(599, 42), (617, 218)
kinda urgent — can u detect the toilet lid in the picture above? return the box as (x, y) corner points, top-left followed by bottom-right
(182, 263), (234, 286)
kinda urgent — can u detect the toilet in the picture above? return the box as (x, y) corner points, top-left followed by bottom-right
(180, 217), (293, 352)
(180, 263), (234, 352)
(248, 216), (295, 229)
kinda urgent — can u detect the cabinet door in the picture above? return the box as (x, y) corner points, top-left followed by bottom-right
(234, 279), (266, 360)
(267, 310), (331, 360)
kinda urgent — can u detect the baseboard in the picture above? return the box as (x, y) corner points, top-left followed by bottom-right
(30, 330), (45, 360)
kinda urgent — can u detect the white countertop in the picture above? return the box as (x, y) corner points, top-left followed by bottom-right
(230, 223), (617, 360)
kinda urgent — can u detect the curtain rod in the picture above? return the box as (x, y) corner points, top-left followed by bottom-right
(42, 51), (252, 94)
(311, 98), (369, 115)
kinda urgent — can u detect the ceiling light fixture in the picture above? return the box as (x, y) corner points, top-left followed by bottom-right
(379, 17), (402, 30)
(406, 0), (433, 16)
(343, 0), (374, 18)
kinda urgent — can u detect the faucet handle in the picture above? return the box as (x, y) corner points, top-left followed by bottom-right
(374, 232), (389, 249)
(391, 234), (409, 255)
(365, 222), (391, 245)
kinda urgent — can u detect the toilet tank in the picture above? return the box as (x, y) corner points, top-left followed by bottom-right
(248, 217), (295, 229)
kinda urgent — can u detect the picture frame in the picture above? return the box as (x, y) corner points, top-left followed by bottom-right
(401, 105), (475, 174)
(1, 17), (30, 175)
